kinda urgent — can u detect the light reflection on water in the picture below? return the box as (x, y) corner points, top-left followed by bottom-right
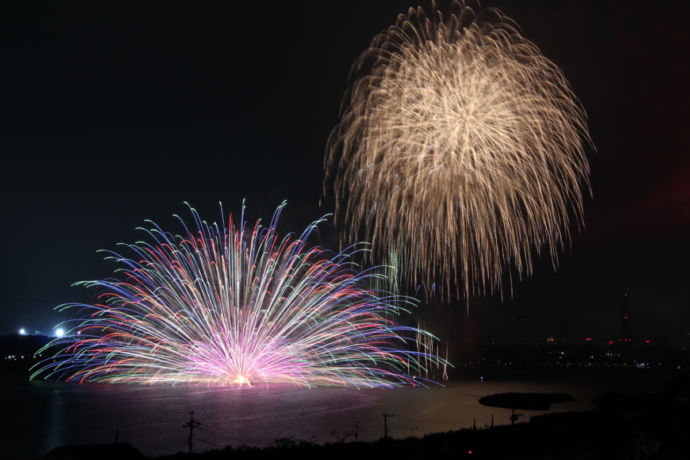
(5, 370), (669, 458)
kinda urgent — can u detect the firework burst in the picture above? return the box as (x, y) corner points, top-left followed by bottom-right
(31, 202), (447, 387)
(325, 1), (592, 302)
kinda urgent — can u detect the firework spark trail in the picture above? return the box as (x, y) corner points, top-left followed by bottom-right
(325, 1), (592, 303)
(31, 202), (448, 387)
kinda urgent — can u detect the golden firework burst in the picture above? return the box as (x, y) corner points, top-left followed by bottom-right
(325, 1), (592, 304)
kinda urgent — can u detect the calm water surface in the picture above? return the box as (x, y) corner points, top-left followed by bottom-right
(4, 369), (669, 458)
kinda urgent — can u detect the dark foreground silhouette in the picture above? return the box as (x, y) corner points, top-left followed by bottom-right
(41, 443), (146, 460)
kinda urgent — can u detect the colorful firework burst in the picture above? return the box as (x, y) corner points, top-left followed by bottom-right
(31, 202), (447, 387)
(325, 1), (592, 303)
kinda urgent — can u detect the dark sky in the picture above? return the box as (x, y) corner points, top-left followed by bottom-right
(1, 1), (688, 344)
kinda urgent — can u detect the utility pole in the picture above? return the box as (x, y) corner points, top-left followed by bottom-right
(383, 412), (395, 440)
(621, 293), (632, 364)
(183, 411), (202, 454)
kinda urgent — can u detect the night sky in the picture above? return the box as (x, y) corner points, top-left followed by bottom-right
(2, 1), (688, 345)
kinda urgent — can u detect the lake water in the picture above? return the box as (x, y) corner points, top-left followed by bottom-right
(4, 369), (670, 459)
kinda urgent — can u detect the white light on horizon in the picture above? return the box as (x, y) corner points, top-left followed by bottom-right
(55, 327), (65, 338)
(18, 328), (27, 336)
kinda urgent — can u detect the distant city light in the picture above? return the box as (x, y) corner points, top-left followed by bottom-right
(18, 328), (27, 336)
(55, 327), (65, 338)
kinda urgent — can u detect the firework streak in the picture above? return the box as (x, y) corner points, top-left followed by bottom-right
(325, 0), (592, 302)
(31, 203), (448, 387)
